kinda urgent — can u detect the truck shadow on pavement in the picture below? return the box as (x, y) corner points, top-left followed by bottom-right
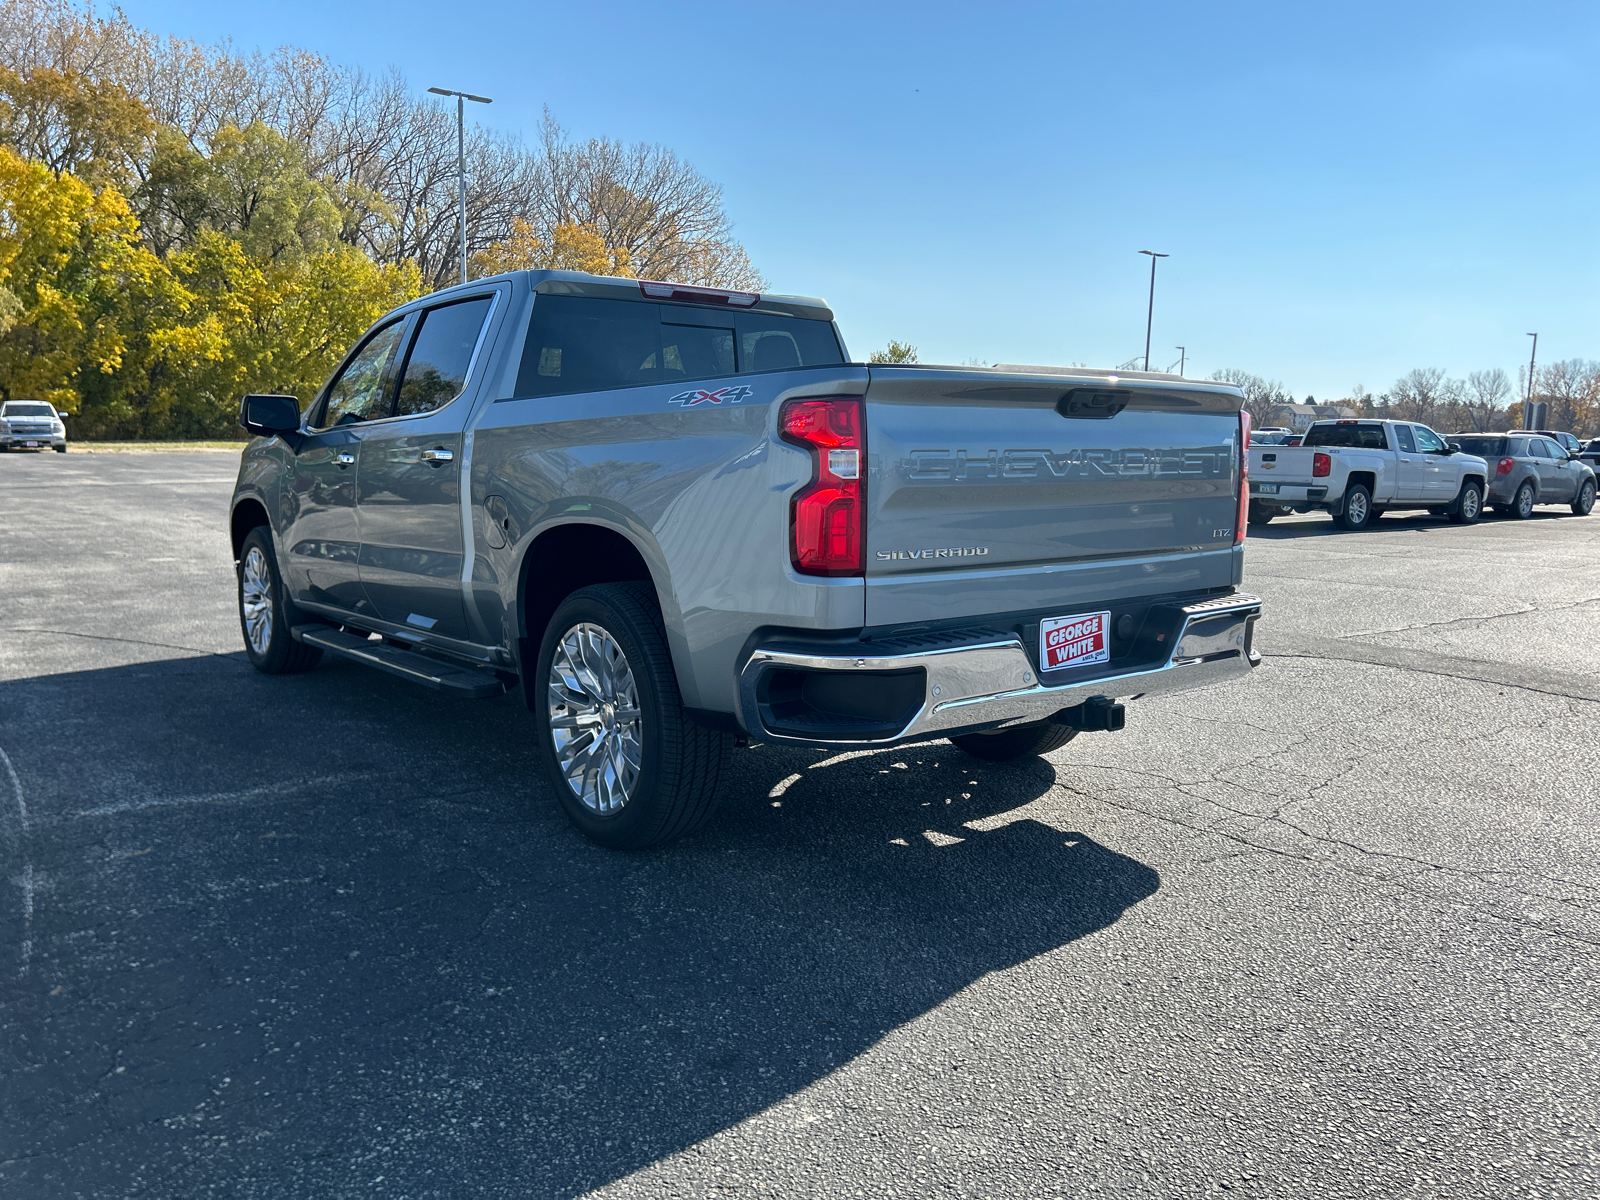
(0, 652), (1159, 1198)
(1246, 511), (1566, 539)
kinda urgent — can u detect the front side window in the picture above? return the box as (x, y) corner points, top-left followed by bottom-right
(317, 322), (406, 429)
(395, 297), (494, 417)
(1393, 425), (1417, 453)
(1413, 426), (1447, 453)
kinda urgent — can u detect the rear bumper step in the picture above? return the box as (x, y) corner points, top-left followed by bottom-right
(739, 594), (1262, 748)
(291, 625), (507, 698)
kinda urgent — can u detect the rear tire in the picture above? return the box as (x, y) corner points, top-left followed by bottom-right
(1246, 502), (1275, 527)
(534, 583), (731, 849)
(949, 720), (1077, 761)
(1571, 478), (1596, 516)
(1509, 481), (1536, 520)
(1333, 483), (1374, 531)
(237, 527), (323, 674)
(1447, 481), (1483, 524)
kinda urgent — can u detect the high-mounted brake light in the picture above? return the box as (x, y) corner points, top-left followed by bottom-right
(1236, 410), (1250, 544)
(781, 397), (864, 576)
(1313, 452), (1332, 477)
(639, 280), (759, 307)
(1497, 457), (1515, 476)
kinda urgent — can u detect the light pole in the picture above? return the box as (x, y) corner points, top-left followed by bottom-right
(428, 86), (493, 286)
(1139, 250), (1168, 371)
(1175, 346), (1186, 376)
(1524, 332), (1538, 426)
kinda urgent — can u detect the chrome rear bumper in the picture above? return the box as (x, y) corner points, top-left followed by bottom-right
(738, 593), (1262, 747)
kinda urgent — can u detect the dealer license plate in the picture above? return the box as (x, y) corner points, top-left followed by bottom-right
(1253, 482), (1278, 494)
(1040, 610), (1111, 672)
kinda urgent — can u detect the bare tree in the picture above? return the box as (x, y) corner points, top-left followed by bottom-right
(1535, 359), (1600, 432)
(1387, 367), (1448, 425)
(1461, 368), (1510, 432)
(1209, 367), (1290, 427)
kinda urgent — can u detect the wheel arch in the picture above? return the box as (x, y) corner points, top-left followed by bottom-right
(1345, 470), (1377, 496)
(514, 521), (689, 698)
(230, 496), (272, 561)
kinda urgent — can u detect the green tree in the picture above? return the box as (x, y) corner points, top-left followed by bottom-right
(870, 340), (918, 364)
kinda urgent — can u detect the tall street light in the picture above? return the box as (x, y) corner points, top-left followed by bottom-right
(1175, 346), (1186, 377)
(1139, 250), (1168, 371)
(1525, 332), (1539, 425)
(428, 87), (492, 286)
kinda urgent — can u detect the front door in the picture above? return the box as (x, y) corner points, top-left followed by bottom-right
(1411, 425), (1454, 499)
(1532, 437), (1575, 501)
(1392, 424), (1430, 500)
(356, 294), (496, 644)
(282, 319), (408, 615)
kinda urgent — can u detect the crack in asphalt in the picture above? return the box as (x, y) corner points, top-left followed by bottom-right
(1, 628), (236, 659)
(1337, 593), (1600, 641)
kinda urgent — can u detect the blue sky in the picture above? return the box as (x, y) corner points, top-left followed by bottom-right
(121, 0), (1599, 400)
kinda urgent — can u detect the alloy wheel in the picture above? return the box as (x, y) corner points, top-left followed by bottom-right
(547, 622), (643, 815)
(241, 546), (273, 655)
(1346, 491), (1369, 526)
(1461, 487), (1480, 520)
(1517, 485), (1535, 518)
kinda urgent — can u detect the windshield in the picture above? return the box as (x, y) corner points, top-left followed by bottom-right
(1453, 436), (1506, 457)
(1303, 422), (1388, 449)
(1253, 431), (1290, 445)
(2, 402), (55, 418)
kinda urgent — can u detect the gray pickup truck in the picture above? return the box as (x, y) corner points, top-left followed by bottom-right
(229, 271), (1262, 846)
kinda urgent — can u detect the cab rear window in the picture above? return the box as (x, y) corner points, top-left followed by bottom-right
(516, 294), (844, 398)
(1303, 423), (1388, 449)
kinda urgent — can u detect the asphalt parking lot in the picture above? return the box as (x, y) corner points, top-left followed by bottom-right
(2, 451), (1597, 1199)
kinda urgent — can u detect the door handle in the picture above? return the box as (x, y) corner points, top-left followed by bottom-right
(419, 447), (454, 466)
(335, 452), (355, 467)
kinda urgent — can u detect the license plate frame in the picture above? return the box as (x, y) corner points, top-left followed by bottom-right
(1254, 482), (1279, 495)
(23, 440), (38, 448)
(1039, 609), (1111, 672)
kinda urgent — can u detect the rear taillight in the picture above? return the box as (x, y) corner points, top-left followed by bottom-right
(781, 397), (864, 575)
(1497, 457), (1515, 476)
(1312, 452), (1331, 478)
(1236, 410), (1250, 544)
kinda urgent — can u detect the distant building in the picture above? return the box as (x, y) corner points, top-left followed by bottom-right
(1266, 402), (1358, 431)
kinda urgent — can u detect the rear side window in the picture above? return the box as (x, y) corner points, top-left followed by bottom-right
(516, 294), (843, 398)
(1303, 423), (1389, 449)
(1454, 436), (1505, 457)
(394, 296), (494, 417)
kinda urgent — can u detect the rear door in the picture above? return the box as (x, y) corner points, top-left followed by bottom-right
(863, 369), (1242, 626)
(357, 292), (498, 642)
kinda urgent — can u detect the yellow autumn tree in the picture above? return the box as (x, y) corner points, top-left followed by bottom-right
(472, 219), (634, 278)
(0, 146), (190, 423)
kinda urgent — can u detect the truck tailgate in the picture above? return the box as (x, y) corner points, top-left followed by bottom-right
(1251, 446), (1318, 480)
(863, 367), (1243, 626)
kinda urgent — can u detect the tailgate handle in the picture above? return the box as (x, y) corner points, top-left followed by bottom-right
(1056, 388), (1130, 420)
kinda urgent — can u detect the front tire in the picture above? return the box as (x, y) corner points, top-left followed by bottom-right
(1571, 478), (1596, 516)
(534, 583), (731, 849)
(1509, 480), (1536, 520)
(1447, 481), (1483, 524)
(949, 720), (1077, 761)
(1333, 483), (1374, 531)
(54, 444), (67, 453)
(237, 528), (323, 674)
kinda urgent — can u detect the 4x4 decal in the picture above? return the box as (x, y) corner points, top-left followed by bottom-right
(668, 385), (754, 407)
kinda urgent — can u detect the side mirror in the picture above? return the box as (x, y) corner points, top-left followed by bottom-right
(240, 394), (302, 442)
(1446, 442), (1461, 454)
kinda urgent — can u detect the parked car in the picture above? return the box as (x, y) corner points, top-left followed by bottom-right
(0, 400), (67, 452)
(1450, 432), (1596, 518)
(1527, 429), (1583, 455)
(1251, 427), (1294, 445)
(1247, 419), (1488, 530)
(1576, 437), (1600, 469)
(228, 269), (1263, 847)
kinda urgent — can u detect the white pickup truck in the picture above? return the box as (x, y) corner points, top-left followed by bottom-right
(1248, 419), (1489, 531)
